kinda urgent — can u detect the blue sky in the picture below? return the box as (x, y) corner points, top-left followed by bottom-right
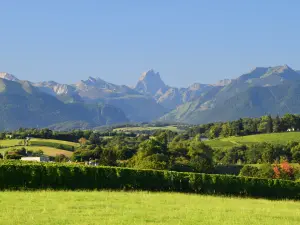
(1, 0), (300, 87)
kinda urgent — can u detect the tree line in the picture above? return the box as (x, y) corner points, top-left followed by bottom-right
(188, 114), (300, 139)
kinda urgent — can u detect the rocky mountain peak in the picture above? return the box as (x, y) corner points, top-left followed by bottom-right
(135, 69), (167, 95)
(0, 72), (19, 82)
(213, 79), (232, 86)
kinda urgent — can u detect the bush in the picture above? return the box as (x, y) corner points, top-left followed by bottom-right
(258, 164), (274, 179)
(0, 161), (299, 199)
(189, 155), (213, 173)
(239, 165), (259, 177)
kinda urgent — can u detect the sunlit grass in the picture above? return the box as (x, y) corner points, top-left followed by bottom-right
(30, 138), (79, 147)
(0, 191), (299, 225)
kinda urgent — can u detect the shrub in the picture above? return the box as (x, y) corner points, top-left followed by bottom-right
(239, 165), (259, 177)
(257, 164), (274, 179)
(273, 161), (294, 180)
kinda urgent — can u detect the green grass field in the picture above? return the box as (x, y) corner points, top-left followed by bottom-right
(30, 138), (79, 147)
(205, 132), (300, 149)
(0, 138), (78, 147)
(0, 139), (24, 147)
(0, 191), (299, 225)
(114, 126), (182, 133)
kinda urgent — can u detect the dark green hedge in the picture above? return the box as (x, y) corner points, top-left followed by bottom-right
(214, 165), (244, 175)
(0, 161), (299, 199)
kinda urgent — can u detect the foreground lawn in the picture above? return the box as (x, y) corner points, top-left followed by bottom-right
(0, 191), (299, 225)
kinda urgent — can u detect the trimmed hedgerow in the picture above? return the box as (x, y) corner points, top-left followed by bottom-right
(0, 161), (299, 199)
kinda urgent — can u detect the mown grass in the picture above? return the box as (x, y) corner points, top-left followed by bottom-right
(30, 138), (79, 147)
(0, 146), (73, 157)
(0, 139), (24, 147)
(0, 191), (299, 225)
(205, 132), (300, 149)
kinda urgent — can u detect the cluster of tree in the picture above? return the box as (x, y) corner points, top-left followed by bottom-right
(72, 128), (300, 174)
(0, 128), (135, 142)
(3, 147), (44, 159)
(188, 114), (300, 139)
(239, 162), (300, 181)
(72, 131), (214, 173)
(3, 115), (300, 178)
(214, 141), (300, 165)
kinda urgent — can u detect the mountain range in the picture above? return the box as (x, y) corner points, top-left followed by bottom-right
(1, 64), (300, 130)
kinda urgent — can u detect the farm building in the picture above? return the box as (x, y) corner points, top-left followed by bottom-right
(21, 156), (49, 162)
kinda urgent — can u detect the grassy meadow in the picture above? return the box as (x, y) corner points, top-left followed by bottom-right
(0, 191), (299, 225)
(29, 138), (79, 148)
(0, 138), (78, 157)
(205, 132), (300, 149)
(0, 138), (78, 147)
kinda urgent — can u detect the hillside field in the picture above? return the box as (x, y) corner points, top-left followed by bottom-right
(0, 138), (79, 147)
(0, 191), (299, 225)
(205, 132), (300, 149)
(0, 146), (72, 157)
(0, 138), (78, 157)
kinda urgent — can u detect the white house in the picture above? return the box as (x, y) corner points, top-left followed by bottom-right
(287, 127), (295, 132)
(21, 156), (49, 162)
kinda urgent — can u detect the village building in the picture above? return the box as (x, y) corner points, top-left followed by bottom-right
(21, 156), (49, 162)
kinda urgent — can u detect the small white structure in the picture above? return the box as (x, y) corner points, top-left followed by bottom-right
(21, 156), (49, 162)
(85, 161), (99, 166)
(287, 128), (295, 132)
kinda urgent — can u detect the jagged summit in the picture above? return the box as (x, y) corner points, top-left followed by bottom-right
(0, 72), (19, 82)
(135, 69), (167, 95)
(139, 69), (161, 80)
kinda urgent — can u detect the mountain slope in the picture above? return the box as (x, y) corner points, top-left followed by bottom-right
(0, 78), (128, 130)
(160, 65), (300, 124)
(0, 72), (19, 82)
(34, 75), (166, 122)
(134, 69), (230, 110)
